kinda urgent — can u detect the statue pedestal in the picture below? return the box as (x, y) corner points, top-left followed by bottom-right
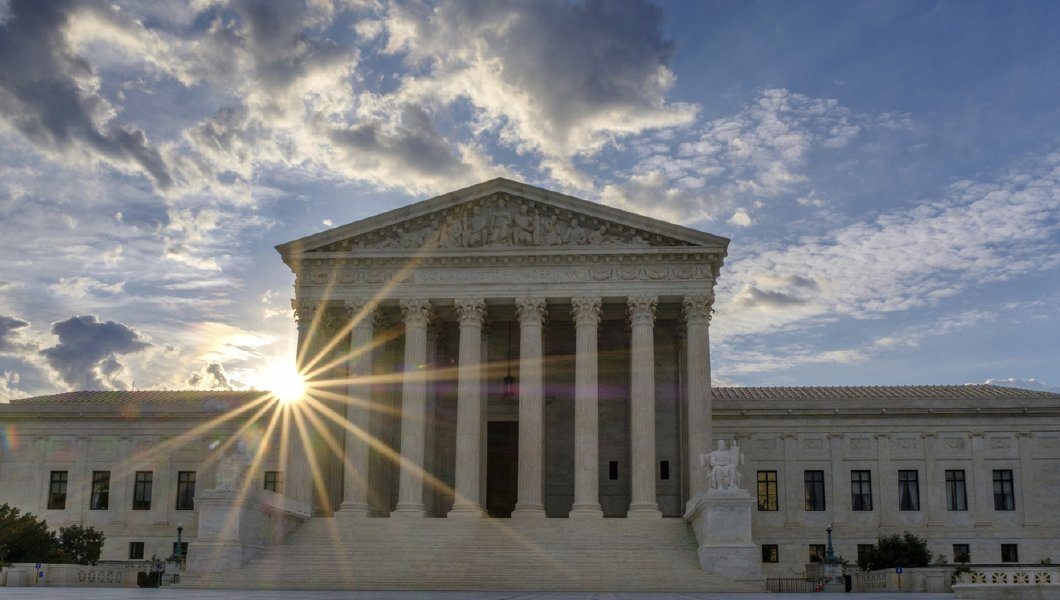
(683, 488), (764, 583)
(184, 489), (310, 580)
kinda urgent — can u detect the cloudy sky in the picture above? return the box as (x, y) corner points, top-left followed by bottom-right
(1, 0), (1058, 399)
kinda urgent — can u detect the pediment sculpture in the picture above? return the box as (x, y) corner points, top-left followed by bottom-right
(310, 193), (691, 252)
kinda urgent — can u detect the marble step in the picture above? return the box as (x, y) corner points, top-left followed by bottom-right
(183, 517), (759, 592)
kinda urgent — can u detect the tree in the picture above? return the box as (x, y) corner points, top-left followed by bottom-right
(57, 524), (105, 565)
(0, 503), (62, 564)
(858, 532), (932, 571)
(0, 504), (105, 565)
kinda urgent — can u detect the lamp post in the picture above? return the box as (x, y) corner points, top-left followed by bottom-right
(175, 523), (184, 562)
(825, 526), (836, 563)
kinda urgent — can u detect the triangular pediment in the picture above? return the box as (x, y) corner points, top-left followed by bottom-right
(276, 178), (729, 256)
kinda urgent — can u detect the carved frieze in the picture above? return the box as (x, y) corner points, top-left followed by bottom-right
(299, 262), (716, 288)
(309, 193), (692, 252)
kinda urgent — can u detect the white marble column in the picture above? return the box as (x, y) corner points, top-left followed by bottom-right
(338, 301), (376, 517)
(628, 296), (662, 518)
(393, 298), (431, 518)
(683, 294), (714, 501)
(285, 300), (318, 506)
(513, 297), (547, 518)
(570, 296), (603, 518)
(449, 297), (487, 517)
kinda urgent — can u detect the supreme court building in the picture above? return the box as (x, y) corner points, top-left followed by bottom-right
(1, 178), (1058, 590)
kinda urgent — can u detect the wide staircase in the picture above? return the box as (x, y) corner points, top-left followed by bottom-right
(185, 516), (760, 591)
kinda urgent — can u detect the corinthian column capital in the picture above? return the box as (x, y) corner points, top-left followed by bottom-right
(571, 296), (602, 326)
(516, 297), (547, 326)
(627, 296), (658, 326)
(399, 298), (432, 328)
(682, 293), (715, 324)
(292, 299), (320, 329)
(455, 297), (487, 326)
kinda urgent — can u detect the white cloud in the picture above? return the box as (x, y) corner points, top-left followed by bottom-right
(728, 209), (753, 227)
(715, 152), (1060, 339)
(601, 89), (907, 224)
(49, 276), (125, 298)
(0, 370), (28, 402)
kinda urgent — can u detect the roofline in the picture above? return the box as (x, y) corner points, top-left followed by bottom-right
(274, 177), (730, 259)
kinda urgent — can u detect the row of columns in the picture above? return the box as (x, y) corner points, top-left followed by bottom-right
(301, 293), (714, 518)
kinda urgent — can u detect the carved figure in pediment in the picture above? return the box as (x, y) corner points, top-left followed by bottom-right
(513, 204), (537, 245)
(563, 218), (588, 245)
(465, 206), (488, 247)
(440, 214), (463, 248)
(489, 207), (513, 246)
(542, 215), (563, 245)
(588, 225), (608, 245)
(399, 225), (425, 249)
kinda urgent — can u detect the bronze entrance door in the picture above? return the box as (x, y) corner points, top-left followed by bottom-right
(486, 421), (519, 517)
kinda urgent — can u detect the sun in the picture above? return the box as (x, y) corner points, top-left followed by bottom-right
(260, 361), (307, 405)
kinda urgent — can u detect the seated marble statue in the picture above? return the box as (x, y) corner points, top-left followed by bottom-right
(701, 439), (743, 491)
(215, 440), (251, 491)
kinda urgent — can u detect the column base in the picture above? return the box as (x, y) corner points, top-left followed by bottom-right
(569, 503), (603, 518)
(447, 504), (486, 518)
(391, 503), (427, 518)
(336, 502), (372, 517)
(511, 503), (547, 518)
(627, 503), (662, 518)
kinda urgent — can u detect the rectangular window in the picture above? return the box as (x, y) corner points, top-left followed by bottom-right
(761, 544), (779, 563)
(176, 471), (196, 510)
(946, 470), (968, 511)
(809, 544), (826, 563)
(264, 471), (283, 493)
(1001, 544), (1019, 563)
(757, 470), (778, 511)
(133, 471), (153, 510)
(48, 471), (68, 510)
(660, 460), (670, 481)
(608, 460), (619, 480)
(90, 470), (110, 510)
(898, 469), (920, 511)
(804, 470), (826, 511)
(851, 470), (873, 511)
(993, 470), (1015, 511)
(129, 542), (145, 560)
(953, 544), (970, 563)
(857, 544), (874, 566)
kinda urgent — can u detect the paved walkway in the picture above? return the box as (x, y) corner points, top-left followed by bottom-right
(0, 590), (955, 600)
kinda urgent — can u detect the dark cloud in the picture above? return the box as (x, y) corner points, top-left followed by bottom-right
(0, 315), (32, 353)
(386, 0), (693, 159)
(0, 0), (172, 186)
(329, 106), (464, 178)
(187, 362), (233, 391)
(40, 315), (150, 390)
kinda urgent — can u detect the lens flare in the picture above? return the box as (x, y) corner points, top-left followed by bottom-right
(262, 362), (307, 404)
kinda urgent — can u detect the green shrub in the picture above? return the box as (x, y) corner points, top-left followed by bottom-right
(857, 532), (932, 571)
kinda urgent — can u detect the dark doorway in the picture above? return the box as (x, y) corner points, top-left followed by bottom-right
(486, 421), (519, 517)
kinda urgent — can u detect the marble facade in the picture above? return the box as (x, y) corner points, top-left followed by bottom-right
(1, 179), (1059, 583)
